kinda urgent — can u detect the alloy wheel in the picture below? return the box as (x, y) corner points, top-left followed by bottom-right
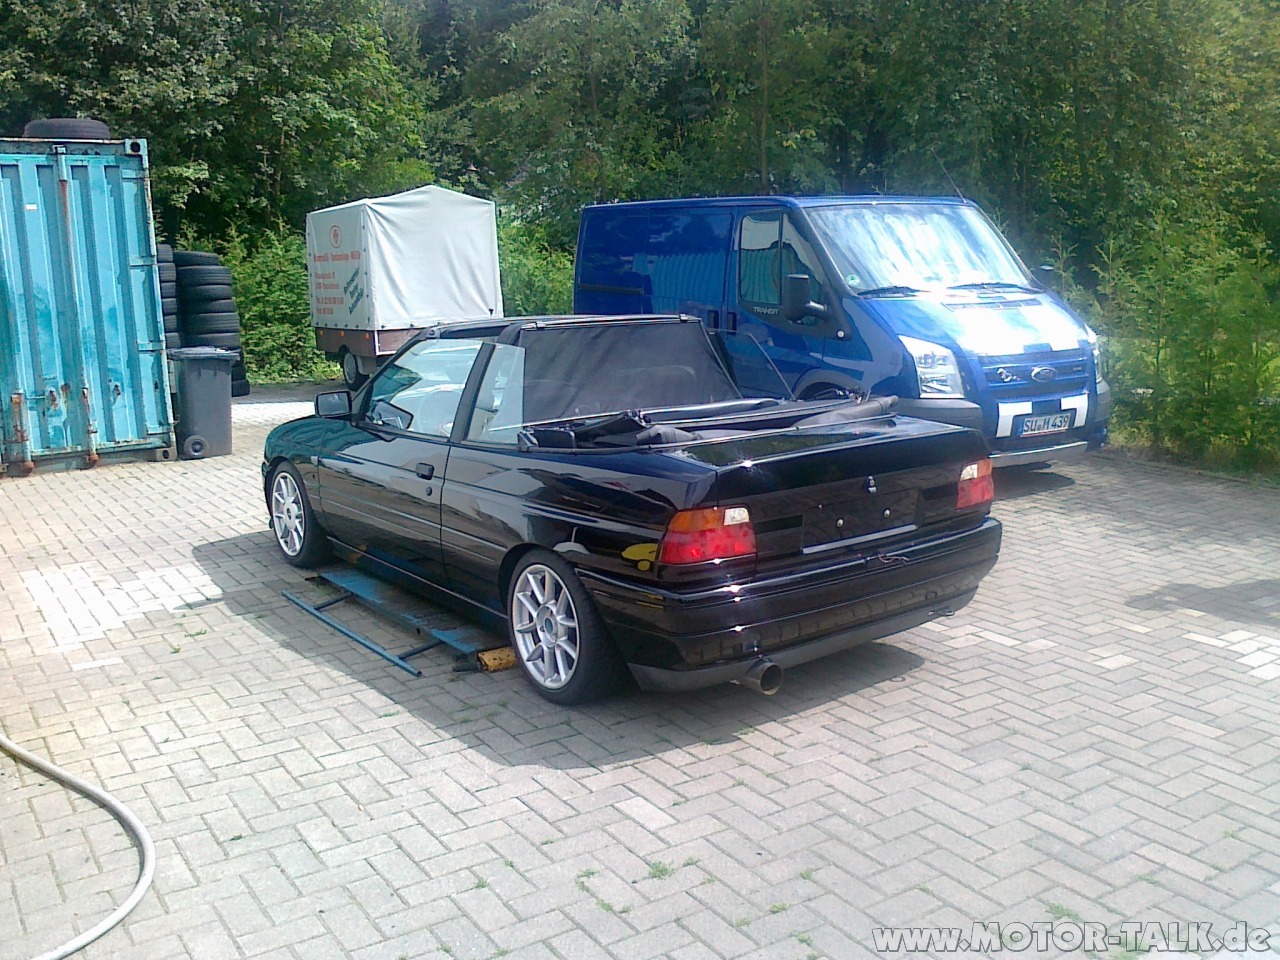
(511, 563), (579, 690)
(271, 470), (305, 557)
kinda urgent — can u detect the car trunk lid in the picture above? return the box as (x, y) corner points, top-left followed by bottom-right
(681, 417), (989, 569)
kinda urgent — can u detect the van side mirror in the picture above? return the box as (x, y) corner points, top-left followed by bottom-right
(782, 274), (829, 324)
(315, 390), (353, 418)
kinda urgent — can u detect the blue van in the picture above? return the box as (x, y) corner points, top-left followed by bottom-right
(574, 196), (1109, 464)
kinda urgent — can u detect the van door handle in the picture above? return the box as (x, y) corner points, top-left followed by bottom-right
(708, 309), (719, 326)
(415, 463), (435, 480)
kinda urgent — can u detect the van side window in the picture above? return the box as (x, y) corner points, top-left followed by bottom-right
(781, 214), (827, 304)
(738, 211), (782, 305)
(576, 213), (649, 311)
(739, 212), (828, 313)
(647, 212), (731, 314)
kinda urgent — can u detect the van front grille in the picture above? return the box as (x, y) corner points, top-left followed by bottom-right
(979, 351), (1090, 397)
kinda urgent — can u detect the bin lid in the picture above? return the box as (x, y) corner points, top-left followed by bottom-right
(167, 346), (238, 362)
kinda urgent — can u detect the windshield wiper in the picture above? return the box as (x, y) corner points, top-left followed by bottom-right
(948, 281), (1039, 294)
(856, 285), (921, 298)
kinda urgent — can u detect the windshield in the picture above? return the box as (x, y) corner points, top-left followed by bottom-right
(807, 202), (1032, 293)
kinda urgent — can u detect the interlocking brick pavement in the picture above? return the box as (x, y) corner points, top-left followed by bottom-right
(2, 385), (1279, 959)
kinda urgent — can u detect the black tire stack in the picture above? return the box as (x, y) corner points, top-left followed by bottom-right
(157, 243), (181, 348)
(173, 250), (250, 397)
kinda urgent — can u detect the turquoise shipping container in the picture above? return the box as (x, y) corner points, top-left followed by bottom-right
(0, 137), (175, 475)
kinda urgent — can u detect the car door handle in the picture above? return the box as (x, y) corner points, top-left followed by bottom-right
(415, 463), (435, 480)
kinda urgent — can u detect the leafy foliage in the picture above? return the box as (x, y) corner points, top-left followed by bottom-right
(1093, 207), (1280, 468)
(3, 0), (1278, 466)
(498, 218), (574, 316)
(219, 228), (338, 383)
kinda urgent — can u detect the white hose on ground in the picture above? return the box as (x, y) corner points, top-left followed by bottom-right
(0, 726), (155, 960)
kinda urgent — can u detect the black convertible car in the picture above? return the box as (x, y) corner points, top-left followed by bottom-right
(263, 315), (1001, 704)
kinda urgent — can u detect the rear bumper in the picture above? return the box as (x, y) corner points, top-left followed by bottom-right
(579, 518), (1001, 692)
(628, 592), (978, 692)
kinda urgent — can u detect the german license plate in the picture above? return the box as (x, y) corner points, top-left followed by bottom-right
(1019, 412), (1073, 437)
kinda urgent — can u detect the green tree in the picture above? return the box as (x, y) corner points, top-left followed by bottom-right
(190, 0), (432, 231)
(695, 0), (832, 195)
(0, 0), (238, 214)
(470, 0), (697, 243)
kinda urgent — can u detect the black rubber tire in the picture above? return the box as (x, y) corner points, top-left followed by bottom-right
(164, 330), (183, 349)
(23, 117), (110, 140)
(159, 267), (177, 284)
(160, 280), (177, 297)
(186, 332), (241, 350)
(268, 462), (331, 567)
(156, 243), (174, 264)
(176, 264), (232, 285)
(173, 250), (222, 267)
(163, 315), (181, 336)
(231, 379), (251, 398)
(185, 311), (241, 335)
(161, 295), (179, 314)
(506, 549), (625, 705)
(185, 298), (237, 315)
(340, 349), (368, 391)
(178, 283), (233, 303)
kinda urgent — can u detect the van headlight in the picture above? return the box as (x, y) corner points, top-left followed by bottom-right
(900, 336), (965, 399)
(1085, 326), (1103, 384)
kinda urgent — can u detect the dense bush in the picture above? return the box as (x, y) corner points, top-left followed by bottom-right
(220, 228), (338, 383)
(1083, 208), (1280, 470)
(497, 218), (574, 316)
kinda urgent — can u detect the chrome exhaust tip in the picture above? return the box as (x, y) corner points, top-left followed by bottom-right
(735, 659), (783, 696)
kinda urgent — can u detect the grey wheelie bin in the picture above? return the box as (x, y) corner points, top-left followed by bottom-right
(168, 347), (236, 459)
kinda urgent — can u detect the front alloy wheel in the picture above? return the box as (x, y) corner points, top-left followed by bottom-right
(269, 464), (329, 567)
(506, 551), (625, 705)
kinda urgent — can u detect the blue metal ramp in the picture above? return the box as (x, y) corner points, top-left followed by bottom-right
(283, 567), (507, 677)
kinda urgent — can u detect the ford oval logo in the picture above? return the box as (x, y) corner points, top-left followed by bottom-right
(1030, 366), (1057, 383)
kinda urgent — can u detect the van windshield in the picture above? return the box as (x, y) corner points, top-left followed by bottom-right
(807, 202), (1033, 294)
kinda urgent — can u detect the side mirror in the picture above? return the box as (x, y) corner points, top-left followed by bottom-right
(781, 274), (829, 324)
(315, 390), (352, 419)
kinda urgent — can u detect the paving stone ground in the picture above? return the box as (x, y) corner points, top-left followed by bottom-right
(1, 385), (1279, 960)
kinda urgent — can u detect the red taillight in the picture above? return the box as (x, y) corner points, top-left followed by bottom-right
(957, 459), (994, 509)
(659, 506), (756, 565)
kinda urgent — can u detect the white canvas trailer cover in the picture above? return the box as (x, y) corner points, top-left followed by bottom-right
(307, 185), (503, 342)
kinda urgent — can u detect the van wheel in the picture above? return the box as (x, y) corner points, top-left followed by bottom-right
(340, 350), (367, 390)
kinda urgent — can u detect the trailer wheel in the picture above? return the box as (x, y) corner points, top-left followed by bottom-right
(340, 349), (367, 390)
